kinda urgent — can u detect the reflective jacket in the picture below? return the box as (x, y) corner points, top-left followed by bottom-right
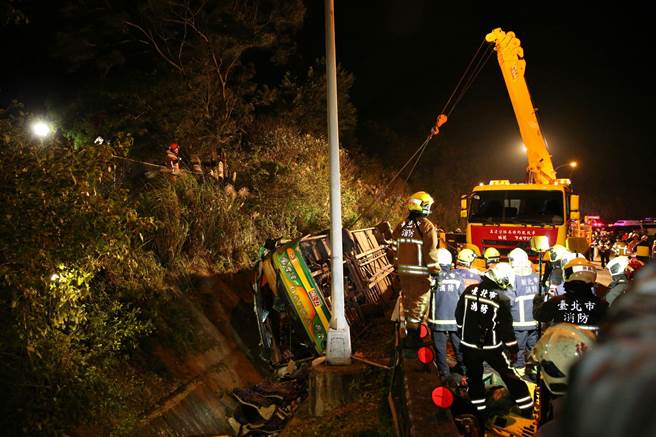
(428, 269), (465, 331)
(455, 277), (516, 350)
(392, 215), (440, 277)
(510, 270), (539, 330)
(533, 281), (608, 332)
(454, 267), (482, 289)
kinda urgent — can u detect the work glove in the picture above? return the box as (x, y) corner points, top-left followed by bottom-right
(506, 343), (519, 365)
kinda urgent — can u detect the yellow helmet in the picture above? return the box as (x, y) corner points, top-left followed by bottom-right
(463, 243), (481, 257)
(407, 191), (434, 215)
(484, 247), (500, 263)
(457, 248), (477, 266)
(563, 258), (597, 284)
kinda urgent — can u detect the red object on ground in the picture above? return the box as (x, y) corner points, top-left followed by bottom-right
(419, 324), (429, 339)
(417, 346), (434, 364)
(432, 386), (454, 409)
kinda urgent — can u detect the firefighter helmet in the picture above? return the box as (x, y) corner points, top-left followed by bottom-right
(436, 248), (452, 267)
(406, 191), (434, 215)
(530, 323), (596, 395)
(485, 262), (515, 289)
(456, 248), (476, 266)
(483, 247), (501, 264)
(169, 143), (180, 153)
(607, 256), (629, 277)
(559, 251), (585, 270)
(508, 247), (529, 268)
(548, 244), (568, 262)
(563, 258), (597, 284)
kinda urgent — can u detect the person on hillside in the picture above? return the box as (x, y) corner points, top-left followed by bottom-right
(392, 191), (441, 349)
(167, 143), (181, 173)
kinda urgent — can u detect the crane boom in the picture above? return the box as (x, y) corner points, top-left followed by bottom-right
(486, 28), (557, 185)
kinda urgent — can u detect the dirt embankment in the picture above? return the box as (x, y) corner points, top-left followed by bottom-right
(140, 269), (265, 436)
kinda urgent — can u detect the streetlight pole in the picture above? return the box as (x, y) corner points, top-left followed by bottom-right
(324, 0), (351, 365)
(554, 161), (577, 175)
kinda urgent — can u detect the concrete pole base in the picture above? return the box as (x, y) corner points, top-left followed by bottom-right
(326, 324), (352, 365)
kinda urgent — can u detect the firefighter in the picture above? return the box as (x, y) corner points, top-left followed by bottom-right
(543, 244), (568, 296)
(605, 256), (630, 305)
(533, 258), (608, 332)
(428, 248), (466, 378)
(454, 248), (482, 288)
(392, 191), (440, 348)
(530, 323), (596, 434)
(483, 247), (500, 269)
(597, 232), (612, 268)
(507, 248), (539, 374)
(455, 262), (534, 419)
(167, 143), (181, 173)
(562, 273), (656, 437)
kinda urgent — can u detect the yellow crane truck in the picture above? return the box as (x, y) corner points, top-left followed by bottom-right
(460, 28), (587, 258)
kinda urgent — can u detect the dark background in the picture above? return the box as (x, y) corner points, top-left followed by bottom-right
(1, 0), (654, 219)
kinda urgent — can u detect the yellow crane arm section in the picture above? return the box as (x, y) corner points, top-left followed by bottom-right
(486, 28), (557, 185)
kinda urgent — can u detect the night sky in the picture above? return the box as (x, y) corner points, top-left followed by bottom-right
(1, 1), (654, 219)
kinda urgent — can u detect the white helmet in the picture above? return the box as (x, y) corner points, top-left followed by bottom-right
(485, 262), (515, 289)
(508, 248), (529, 268)
(607, 256), (630, 277)
(530, 323), (596, 395)
(436, 248), (453, 267)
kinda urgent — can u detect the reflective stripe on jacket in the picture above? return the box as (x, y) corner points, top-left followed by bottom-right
(511, 272), (539, 330)
(428, 270), (465, 331)
(455, 277), (516, 350)
(392, 216), (440, 277)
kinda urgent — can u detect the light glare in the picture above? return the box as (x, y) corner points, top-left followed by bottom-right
(31, 121), (52, 138)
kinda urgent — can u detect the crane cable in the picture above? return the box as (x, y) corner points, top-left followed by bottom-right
(349, 38), (494, 228)
(403, 41), (494, 183)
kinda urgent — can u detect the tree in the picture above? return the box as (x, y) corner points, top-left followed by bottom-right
(0, 107), (163, 434)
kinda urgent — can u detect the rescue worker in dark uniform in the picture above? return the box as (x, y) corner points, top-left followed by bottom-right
(507, 248), (540, 373)
(533, 258), (608, 333)
(456, 262), (533, 419)
(428, 248), (466, 378)
(598, 232), (612, 268)
(392, 191), (441, 348)
(605, 256), (631, 306)
(543, 244), (567, 296)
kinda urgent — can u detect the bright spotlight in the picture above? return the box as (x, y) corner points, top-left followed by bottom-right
(31, 121), (52, 138)
(570, 161), (578, 168)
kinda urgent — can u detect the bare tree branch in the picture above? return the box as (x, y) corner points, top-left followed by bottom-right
(124, 20), (183, 72)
